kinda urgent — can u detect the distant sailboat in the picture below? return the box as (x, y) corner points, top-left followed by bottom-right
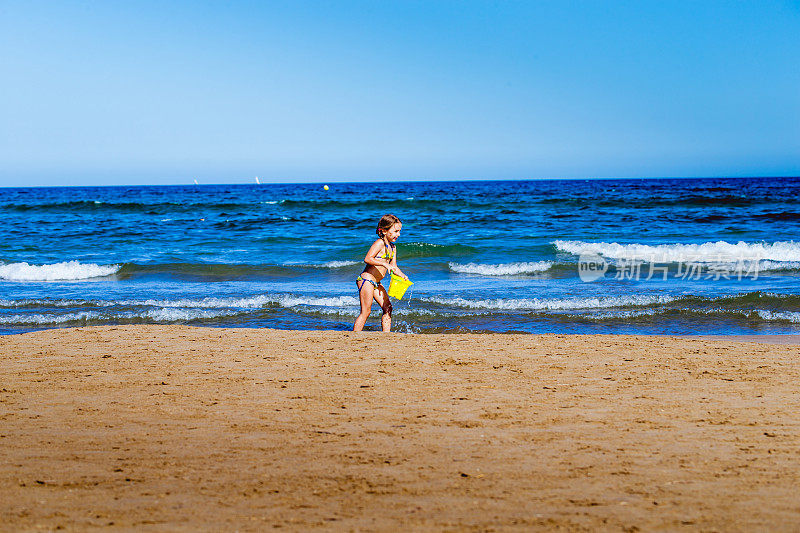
(255, 176), (260, 185)
(193, 179), (199, 185)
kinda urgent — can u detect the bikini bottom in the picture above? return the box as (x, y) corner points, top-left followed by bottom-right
(356, 275), (381, 290)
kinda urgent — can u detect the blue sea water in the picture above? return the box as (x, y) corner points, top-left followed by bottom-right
(2, 177), (800, 335)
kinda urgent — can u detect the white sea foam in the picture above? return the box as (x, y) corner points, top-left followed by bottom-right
(318, 260), (360, 268)
(698, 308), (800, 323)
(449, 261), (553, 275)
(576, 309), (661, 320)
(0, 312), (100, 324)
(129, 295), (274, 309)
(143, 308), (240, 321)
(583, 307), (800, 323)
(0, 295), (273, 310)
(308, 305), (430, 317)
(423, 294), (675, 311)
(754, 310), (800, 323)
(303, 306), (356, 316)
(284, 260), (359, 269)
(0, 298), (110, 308)
(759, 261), (800, 272)
(276, 295), (360, 307)
(0, 307), (241, 325)
(128, 294), (358, 309)
(554, 240), (800, 263)
(0, 261), (121, 281)
(115, 294), (359, 309)
(565, 307), (800, 323)
(2, 293), (361, 311)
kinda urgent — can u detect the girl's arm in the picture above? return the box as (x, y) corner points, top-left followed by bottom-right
(363, 239), (391, 270)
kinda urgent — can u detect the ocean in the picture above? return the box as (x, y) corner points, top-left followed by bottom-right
(2, 177), (799, 335)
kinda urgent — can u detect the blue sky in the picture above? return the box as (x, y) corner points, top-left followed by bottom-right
(1, 1), (798, 186)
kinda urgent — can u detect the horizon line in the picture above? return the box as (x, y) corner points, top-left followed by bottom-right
(2, 175), (799, 190)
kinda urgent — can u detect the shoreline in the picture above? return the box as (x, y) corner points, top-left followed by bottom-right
(4, 325), (800, 344)
(2, 325), (799, 530)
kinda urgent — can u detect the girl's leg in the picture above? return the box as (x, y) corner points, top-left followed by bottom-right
(373, 286), (393, 332)
(353, 280), (374, 331)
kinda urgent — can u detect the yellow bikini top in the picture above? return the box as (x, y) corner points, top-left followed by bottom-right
(380, 242), (395, 261)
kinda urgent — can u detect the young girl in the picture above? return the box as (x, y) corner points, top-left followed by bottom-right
(353, 214), (409, 332)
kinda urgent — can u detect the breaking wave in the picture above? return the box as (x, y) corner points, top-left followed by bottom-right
(0, 308), (242, 325)
(554, 240), (800, 265)
(423, 294), (676, 311)
(0, 261), (121, 281)
(449, 261), (553, 275)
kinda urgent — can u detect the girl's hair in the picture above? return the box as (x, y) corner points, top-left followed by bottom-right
(376, 214), (401, 237)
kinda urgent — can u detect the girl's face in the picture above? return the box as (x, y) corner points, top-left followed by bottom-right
(385, 222), (402, 243)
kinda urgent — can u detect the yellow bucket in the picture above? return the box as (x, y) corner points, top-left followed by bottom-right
(388, 274), (413, 300)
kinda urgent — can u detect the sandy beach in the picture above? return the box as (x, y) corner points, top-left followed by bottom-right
(1, 326), (799, 531)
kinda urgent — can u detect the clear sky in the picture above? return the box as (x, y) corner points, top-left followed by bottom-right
(1, 1), (798, 186)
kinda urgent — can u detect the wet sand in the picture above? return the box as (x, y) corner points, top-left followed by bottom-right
(1, 326), (799, 531)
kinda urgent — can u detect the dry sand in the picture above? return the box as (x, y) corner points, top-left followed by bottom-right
(1, 326), (799, 531)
